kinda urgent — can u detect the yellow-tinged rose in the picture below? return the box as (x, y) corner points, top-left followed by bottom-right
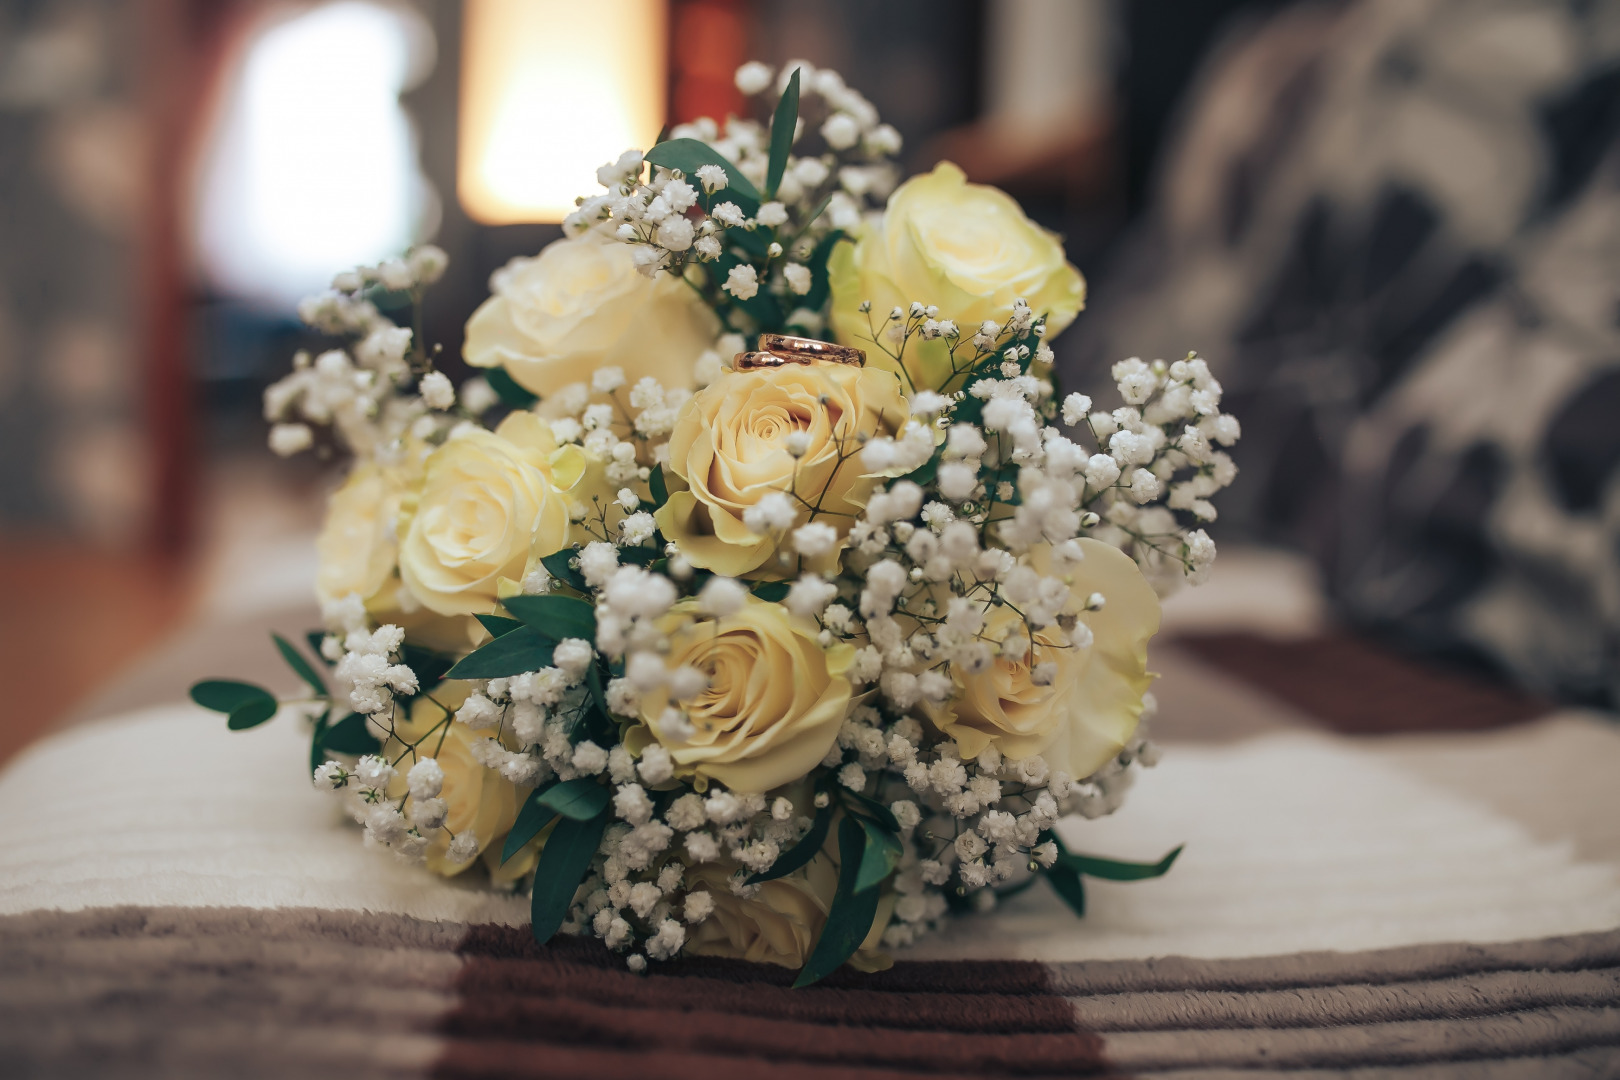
(683, 853), (892, 970)
(385, 684), (530, 879)
(627, 596), (855, 793)
(655, 363), (908, 579)
(316, 453), (486, 652)
(315, 461), (414, 606)
(398, 412), (585, 617)
(928, 539), (1160, 779)
(827, 161), (1086, 392)
(464, 232), (720, 407)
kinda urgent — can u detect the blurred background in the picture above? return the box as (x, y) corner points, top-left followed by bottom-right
(1, 0), (1616, 763)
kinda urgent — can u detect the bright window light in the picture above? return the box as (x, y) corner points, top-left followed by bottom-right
(459, 0), (668, 225)
(192, 1), (437, 308)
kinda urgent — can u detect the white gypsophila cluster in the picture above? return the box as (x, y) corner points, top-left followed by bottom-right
(263, 245), (463, 462)
(561, 782), (812, 963)
(858, 302), (1239, 594)
(564, 61), (900, 334)
(1075, 355), (1239, 593)
(310, 618), (489, 866)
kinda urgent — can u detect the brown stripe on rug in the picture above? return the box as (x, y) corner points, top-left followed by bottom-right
(1171, 631), (1550, 735)
(435, 928), (1109, 1078)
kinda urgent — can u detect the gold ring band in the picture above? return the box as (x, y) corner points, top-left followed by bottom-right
(734, 334), (866, 371)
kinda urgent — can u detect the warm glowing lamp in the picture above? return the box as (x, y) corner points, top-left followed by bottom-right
(459, 0), (669, 224)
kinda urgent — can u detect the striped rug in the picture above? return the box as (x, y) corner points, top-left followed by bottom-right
(4, 906), (1619, 1077)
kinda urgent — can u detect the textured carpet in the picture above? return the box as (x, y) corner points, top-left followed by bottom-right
(3, 626), (1619, 1078)
(4, 907), (1619, 1078)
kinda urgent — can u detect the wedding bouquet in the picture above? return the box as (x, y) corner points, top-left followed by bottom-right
(194, 61), (1238, 984)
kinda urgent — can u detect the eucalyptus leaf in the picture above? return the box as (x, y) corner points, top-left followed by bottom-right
(751, 581), (790, 602)
(748, 803), (831, 884)
(843, 790), (900, 834)
(530, 810), (610, 945)
(227, 697), (279, 730)
(445, 627), (555, 680)
(503, 595), (596, 642)
(309, 711), (329, 773)
(503, 781), (560, 864)
(190, 679), (276, 716)
(765, 67), (801, 198)
(540, 549), (588, 593)
(539, 777), (611, 821)
(272, 633), (328, 697)
(401, 644), (454, 689)
(321, 712), (382, 755)
(475, 614), (525, 639)
(1046, 864), (1086, 917)
(1054, 844), (1184, 881)
(644, 138), (760, 211)
(617, 545), (660, 566)
(648, 464), (668, 509)
(485, 366), (538, 409)
(853, 816), (902, 894)
(793, 815), (882, 987)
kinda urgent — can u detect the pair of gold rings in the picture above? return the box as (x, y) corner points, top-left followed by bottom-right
(734, 333), (866, 371)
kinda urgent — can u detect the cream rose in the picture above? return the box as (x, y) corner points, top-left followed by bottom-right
(464, 232), (720, 407)
(627, 597), (855, 793)
(827, 161), (1086, 392)
(929, 539), (1160, 779)
(315, 460), (413, 606)
(398, 412), (584, 617)
(386, 684), (527, 879)
(655, 363), (908, 579)
(683, 855), (892, 971)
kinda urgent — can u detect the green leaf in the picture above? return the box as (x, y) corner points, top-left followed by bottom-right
(309, 710), (329, 773)
(751, 581), (790, 602)
(400, 644), (455, 689)
(854, 816), (902, 894)
(842, 790), (900, 834)
(1055, 844), (1184, 881)
(530, 810), (611, 945)
(748, 803), (831, 884)
(708, 251), (783, 327)
(793, 815), (882, 987)
(1046, 865), (1087, 916)
(790, 228), (845, 314)
(540, 548), (588, 593)
(503, 782), (560, 864)
(190, 679), (276, 715)
(644, 138), (760, 210)
(321, 712), (382, 755)
(485, 366), (538, 409)
(618, 545), (660, 566)
(475, 614), (525, 639)
(648, 464), (668, 509)
(306, 630), (334, 666)
(585, 664), (610, 722)
(765, 67), (800, 198)
(272, 633), (328, 697)
(540, 777), (611, 821)
(227, 697), (279, 730)
(446, 627), (556, 680)
(503, 595), (596, 642)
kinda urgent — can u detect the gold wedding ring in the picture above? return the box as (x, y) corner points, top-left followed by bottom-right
(734, 333), (866, 371)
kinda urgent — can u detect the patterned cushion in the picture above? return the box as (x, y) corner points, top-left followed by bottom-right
(1072, 0), (1620, 705)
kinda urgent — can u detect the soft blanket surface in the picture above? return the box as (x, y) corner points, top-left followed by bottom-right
(4, 564), (1619, 1076)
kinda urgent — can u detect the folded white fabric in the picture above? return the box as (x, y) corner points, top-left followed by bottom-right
(3, 700), (1616, 962)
